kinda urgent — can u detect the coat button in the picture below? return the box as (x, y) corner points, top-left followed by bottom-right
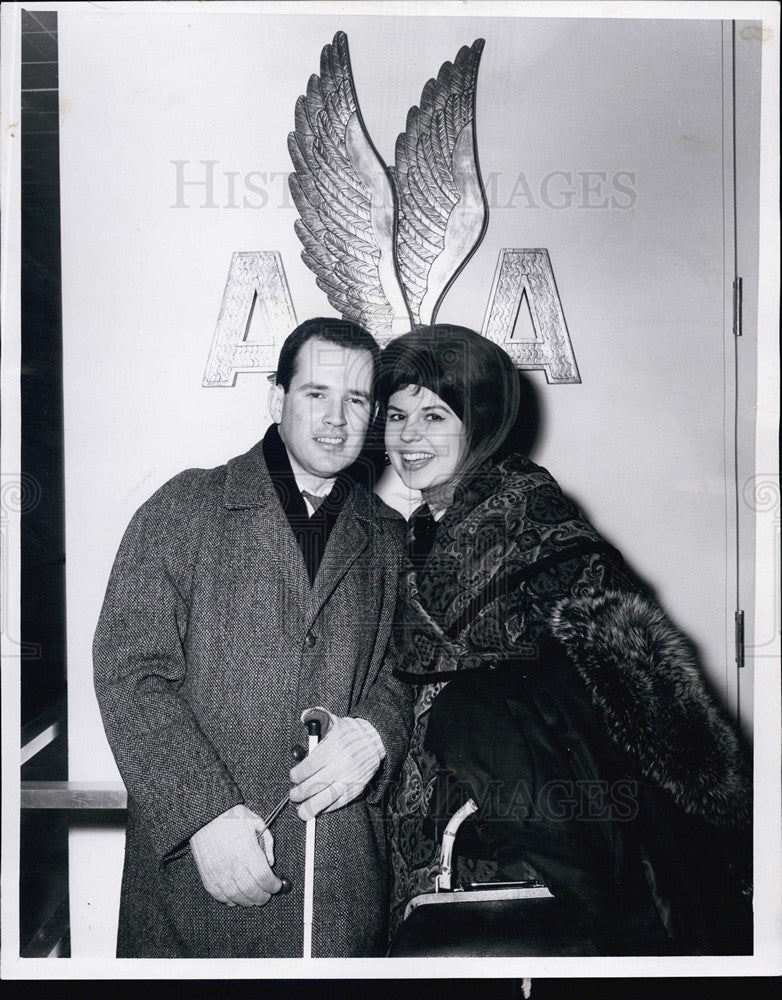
(304, 632), (317, 648)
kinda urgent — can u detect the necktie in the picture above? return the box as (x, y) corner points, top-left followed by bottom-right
(301, 490), (326, 514)
(409, 504), (438, 568)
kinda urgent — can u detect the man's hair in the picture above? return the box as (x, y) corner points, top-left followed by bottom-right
(375, 324), (521, 471)
(274, 318), (381, 392)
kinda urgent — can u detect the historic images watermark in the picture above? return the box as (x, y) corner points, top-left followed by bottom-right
(164, 774), (641, 826)
(170, 162), (638, 212)
(214, 774), (641, 825)
(429, 772), (641, 824)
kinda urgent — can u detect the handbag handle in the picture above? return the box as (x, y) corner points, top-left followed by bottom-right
(435, 798), (478, 892)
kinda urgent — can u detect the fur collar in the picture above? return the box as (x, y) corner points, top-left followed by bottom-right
(550, 589), (751, 832)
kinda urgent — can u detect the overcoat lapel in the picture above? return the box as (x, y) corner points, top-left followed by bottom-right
(222, 440), (311, 601)
(223, 439), (376, 624)
(305, 491), (370, 631)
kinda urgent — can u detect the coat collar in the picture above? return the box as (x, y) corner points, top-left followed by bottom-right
(223, 438), (380, 621)
(436, 454), (530, 537)
(223, 438), (280, 510)
(223, 434), (397, 527)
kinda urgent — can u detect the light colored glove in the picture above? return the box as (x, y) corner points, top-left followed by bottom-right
(189, 803), (282, 907)
(289, 707), (386, 821)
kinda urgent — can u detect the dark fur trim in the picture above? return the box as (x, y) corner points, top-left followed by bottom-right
(550, 590), (751, 831)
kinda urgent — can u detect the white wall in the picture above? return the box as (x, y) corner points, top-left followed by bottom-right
(58, 8), (753, 957)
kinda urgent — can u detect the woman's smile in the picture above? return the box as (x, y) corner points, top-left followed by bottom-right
(385, 385), (467, 495)
(399, 450), (436, 469)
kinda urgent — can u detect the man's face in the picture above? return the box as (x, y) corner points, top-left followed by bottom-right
(269, 337), (374, 479)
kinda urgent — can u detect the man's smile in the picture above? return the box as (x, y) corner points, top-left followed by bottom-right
(315, 435), (346, 448)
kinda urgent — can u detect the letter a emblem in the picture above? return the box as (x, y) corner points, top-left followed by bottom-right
(203, 252), (297, 386)
(482, 249), (580, 383)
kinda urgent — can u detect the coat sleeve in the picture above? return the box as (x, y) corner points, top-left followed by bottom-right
(93, 471), (244, 862)
(351, 632), (413, 803)
(350, 520), (413, 803)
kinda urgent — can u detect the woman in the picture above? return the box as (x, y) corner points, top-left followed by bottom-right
(378, 325), (751, 955)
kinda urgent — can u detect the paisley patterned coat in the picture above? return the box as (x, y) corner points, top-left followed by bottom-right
(386, 453), (751, 950)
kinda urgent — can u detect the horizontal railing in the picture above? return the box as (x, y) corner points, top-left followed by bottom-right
(20, 782), (127, 809)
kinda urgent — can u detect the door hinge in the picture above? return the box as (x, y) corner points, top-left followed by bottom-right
(733, 277), (743, 337)
(735, 609), (745, 668)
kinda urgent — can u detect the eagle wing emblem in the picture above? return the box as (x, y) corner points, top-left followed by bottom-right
(289, 32), (487, 339)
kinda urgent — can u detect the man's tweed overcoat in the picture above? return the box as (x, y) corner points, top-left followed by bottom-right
(93, 439), (412, 958)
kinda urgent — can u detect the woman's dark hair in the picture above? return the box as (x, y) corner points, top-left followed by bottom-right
(376, 325), (520, 474)
(275, 317), (380, 392)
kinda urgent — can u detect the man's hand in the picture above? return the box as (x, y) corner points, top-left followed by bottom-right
(289, 708), (386, 820)
(189, 803), (282, 906)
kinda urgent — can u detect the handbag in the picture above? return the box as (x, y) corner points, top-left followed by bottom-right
(387, 799), (598, 957)
(389, 650), (676, 956)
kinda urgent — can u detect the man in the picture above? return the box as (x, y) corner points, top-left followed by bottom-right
(93, 318), (411, 958)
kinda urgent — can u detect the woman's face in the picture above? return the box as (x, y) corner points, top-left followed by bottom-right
(385, 385), (468, 495)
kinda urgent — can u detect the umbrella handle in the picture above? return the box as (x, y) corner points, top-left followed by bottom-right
(303, 719), (321, 958)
